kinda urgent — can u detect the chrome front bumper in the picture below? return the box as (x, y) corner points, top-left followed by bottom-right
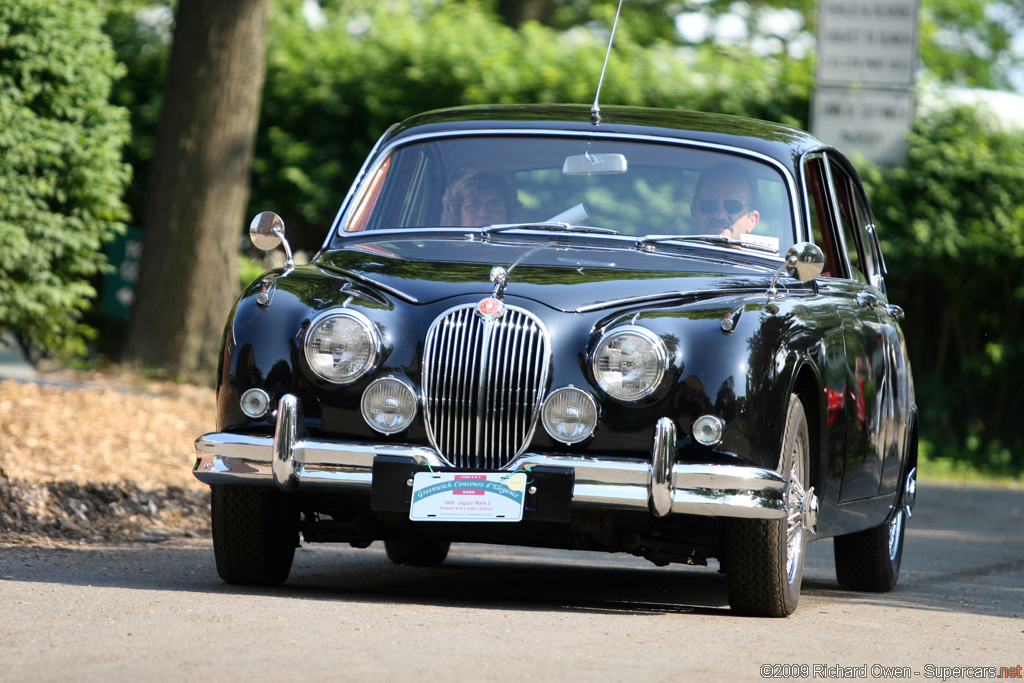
(193, 394), (789, 520)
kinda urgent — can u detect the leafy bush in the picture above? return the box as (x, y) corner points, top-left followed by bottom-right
(0, 0), (131, 357)
(862, 104), (1024, 474)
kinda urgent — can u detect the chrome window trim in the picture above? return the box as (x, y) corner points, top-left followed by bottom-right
(328, 128), (803, 246)
(325, 122), (399, 248)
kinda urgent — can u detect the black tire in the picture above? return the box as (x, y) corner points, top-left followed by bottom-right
(834, 503), (905, 592)
(384, 538), (451, 566)
(211, 484), (299, 586)
(726, 395), (811, 617)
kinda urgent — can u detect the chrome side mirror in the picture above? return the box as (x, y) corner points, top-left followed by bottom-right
(249, 211), (294, 268)
(768, 242), (825, 299)
(784, 242), (826, 282)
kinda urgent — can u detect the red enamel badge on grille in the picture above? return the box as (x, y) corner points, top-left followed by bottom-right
(476, 297), (504, 319)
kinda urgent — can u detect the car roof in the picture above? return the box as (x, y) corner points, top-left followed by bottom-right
(385, 104), (830, 171)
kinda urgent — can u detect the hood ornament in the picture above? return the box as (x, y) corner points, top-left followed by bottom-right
(490, 266), (508, 299)
(476, 266), (509, 320)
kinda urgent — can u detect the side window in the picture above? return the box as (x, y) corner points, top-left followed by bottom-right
(851, 189), (884, 291)
(829, 158), (882, 287)
(346, 157), (392, 232)
(802, 156), (841, 278)
(829, 160), (868, 283)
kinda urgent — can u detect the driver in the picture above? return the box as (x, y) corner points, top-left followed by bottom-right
(691, 162), (761, 239)
(442, 168), (520, 228)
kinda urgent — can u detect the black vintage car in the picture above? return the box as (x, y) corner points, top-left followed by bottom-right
(194, 104), (917, 617)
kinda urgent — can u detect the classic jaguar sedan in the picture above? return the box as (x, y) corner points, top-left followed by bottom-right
(194, 104), (917, 617)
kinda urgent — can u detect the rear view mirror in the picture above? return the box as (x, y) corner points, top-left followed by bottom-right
(562, 153), (628, 175)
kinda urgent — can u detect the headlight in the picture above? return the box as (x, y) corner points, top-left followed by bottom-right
(591, 326), (668, 401)
(542, 387), (598, 444)
(361, 377), (418, 434)
(304, 310), (380, 383)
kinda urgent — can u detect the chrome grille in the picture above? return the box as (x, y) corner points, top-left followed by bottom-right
(422, 303), (550, 469)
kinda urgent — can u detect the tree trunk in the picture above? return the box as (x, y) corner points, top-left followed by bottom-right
(124, 0), (269, 384)
(498, 0), (556, 28)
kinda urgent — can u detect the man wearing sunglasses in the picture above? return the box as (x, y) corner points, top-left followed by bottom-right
(691, 162), (761, 239)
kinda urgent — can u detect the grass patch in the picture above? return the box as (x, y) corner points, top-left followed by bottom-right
(918, 440), (1023, 487)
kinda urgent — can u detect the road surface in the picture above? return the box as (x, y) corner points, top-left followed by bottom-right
(1, 483), (1021, 682)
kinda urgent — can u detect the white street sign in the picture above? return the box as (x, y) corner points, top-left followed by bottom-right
(811, 87), (915, 164)
(816, 0), (919, 87)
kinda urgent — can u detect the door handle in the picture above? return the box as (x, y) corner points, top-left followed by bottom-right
(856, 292), (878, 309)
(884, 304), (905, 321)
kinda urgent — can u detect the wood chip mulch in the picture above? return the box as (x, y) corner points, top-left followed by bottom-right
(1, 371), (217, 545)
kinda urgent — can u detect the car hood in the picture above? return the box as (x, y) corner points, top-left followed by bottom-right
(316, 236), (778, 312)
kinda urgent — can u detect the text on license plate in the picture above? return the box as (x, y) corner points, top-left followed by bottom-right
(409, 471), (527, 522)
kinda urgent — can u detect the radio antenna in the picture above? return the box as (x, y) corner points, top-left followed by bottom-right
(591, 0), (625, 126)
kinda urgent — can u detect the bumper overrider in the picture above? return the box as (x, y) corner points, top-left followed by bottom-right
(194, 394), (792, 521)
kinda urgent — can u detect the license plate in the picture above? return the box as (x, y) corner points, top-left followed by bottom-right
(409, 471), (527, 522)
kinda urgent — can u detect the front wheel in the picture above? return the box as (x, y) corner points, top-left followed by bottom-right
(726, 395), (812, 617)
(211, 484), (299, 586)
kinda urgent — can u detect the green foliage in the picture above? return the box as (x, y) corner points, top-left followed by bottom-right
(547, 0), (682, 45)
(101, 1), (172, 224)
(861, 104), (1024, 473)
(252, 0), (812, 248)
(919, 0), (1017, 90)
(670, 0), (1020, 92)
(0, 0), (131, 357)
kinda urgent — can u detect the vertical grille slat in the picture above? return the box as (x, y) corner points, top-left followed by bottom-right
(422, 304), (550, 470)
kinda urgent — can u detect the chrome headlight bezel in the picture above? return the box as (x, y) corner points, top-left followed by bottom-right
(541, 386), (599, 444)
(303, 309), (381, 384)
(591, 325), (669, 401)
(239, 388), (272, 419)
(361, 376), (418, 435)
(692, 414), (725, 446)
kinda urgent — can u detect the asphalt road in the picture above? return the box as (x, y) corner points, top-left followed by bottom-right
(1, 483), (1021, 682)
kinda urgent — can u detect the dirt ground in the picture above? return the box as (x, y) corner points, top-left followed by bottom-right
(0, 368), (216, 545)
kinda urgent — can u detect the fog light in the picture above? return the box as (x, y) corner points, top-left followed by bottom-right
(542, 387), (598, 444)
(361, 377), (417, 434)
(240, 388), (271, 419)
(692, 414), (724, 446)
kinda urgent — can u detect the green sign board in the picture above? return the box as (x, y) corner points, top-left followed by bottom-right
(101, 227), (143, 318)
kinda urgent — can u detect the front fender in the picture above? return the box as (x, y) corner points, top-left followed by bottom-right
(616, 291), (835, 472)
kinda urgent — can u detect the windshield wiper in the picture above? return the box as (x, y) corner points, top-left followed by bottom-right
(481, 222), (620, 235)
(637, 234), (779, 254)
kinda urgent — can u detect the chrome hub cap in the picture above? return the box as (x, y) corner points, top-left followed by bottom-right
(888, 508), (904, 561)
(784, 435), (814, 584)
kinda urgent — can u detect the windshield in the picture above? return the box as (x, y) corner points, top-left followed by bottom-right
(335, 135), (796, 253)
